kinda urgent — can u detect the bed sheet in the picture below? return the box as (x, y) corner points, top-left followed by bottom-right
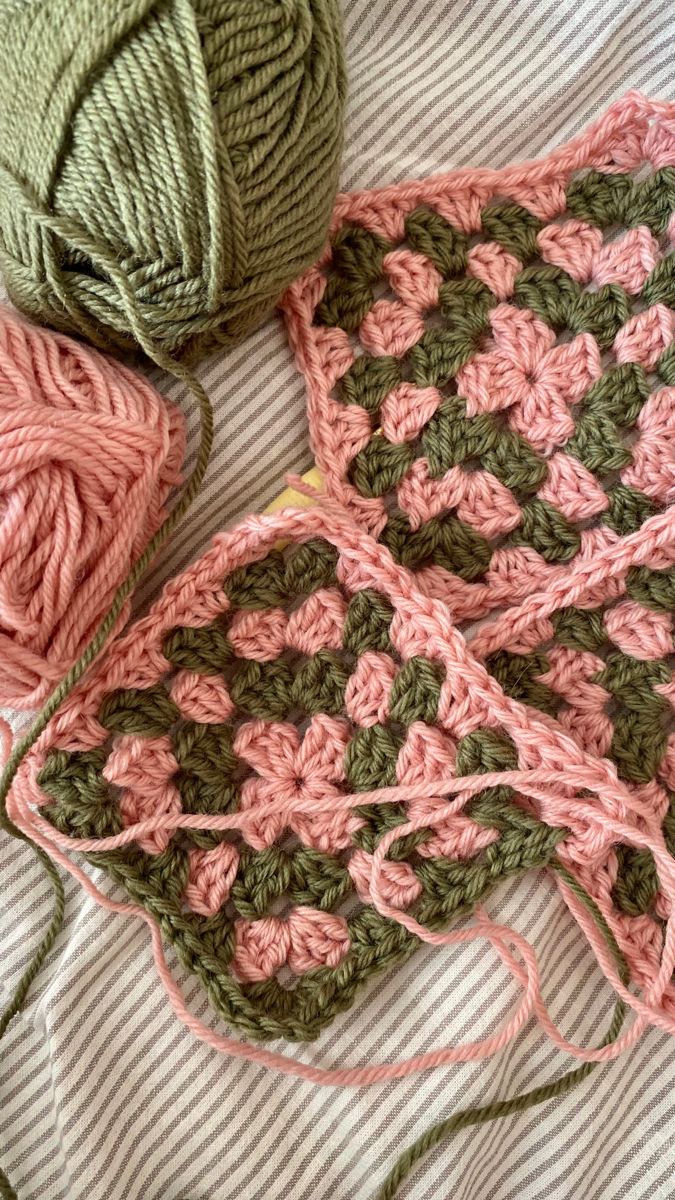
(2, 2), (675, 1196)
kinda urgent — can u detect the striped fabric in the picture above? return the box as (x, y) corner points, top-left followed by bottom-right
(2, 3), (674, 1197)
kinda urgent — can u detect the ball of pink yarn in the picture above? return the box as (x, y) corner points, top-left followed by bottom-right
(0, 307), (185, 711)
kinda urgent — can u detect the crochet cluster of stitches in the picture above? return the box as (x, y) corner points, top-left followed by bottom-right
(8, 506), (571, 1042)
(7, 93), (675, 1050)
(281, 94), (675, 1019)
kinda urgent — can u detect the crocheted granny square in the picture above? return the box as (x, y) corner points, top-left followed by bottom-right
(283, 92), (675, 625)
(8, 500), (675, 1043)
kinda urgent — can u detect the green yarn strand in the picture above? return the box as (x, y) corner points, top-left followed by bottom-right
(377, 861), (631, 1200)
(376, 999), (626, 1200)
(0, 27), (345, 1183)
(0, 348), (213, 1197)
(0, 1170), (17, 1200)
(0, 833), (65, 1041)
(0, 833), (64, 1194)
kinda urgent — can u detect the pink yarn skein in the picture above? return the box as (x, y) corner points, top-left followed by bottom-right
(0, 308), (185, 711)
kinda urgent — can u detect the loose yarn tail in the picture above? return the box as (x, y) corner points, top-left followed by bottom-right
(377, 1000), (627, 1200)
(9, 759), (662, 1062)
(0, 347), (212, 1199)
(376, 863), (630, 1199)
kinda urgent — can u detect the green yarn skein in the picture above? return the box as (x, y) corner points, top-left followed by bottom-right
(0, 0), (345, 358)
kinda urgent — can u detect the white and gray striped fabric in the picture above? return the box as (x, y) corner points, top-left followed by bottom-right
(2, 3), (675, 1196)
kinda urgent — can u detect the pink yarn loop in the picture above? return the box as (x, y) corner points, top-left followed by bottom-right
(0, 307), (184, 710)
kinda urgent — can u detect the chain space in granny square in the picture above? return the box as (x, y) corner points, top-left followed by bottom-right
(283, 92), (675, 626)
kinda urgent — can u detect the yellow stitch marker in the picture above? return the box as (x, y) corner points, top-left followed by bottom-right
(263, 465), (324, 515)
(264, 427), (382, 515)
(263, 426), (382, 530)
(264, 466), (324, 550)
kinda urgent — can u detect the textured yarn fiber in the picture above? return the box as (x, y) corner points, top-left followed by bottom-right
(0, 307), (185, 711)
(0, 0), (345, 359)
(4, 88), (675, 1064)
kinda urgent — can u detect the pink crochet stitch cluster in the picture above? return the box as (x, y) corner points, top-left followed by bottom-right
(284, 92), (675, 621)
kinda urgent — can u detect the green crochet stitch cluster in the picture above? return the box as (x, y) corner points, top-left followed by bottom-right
(37, 526), (674, 1042)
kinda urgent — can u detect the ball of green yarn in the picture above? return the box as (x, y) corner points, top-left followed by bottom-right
(0, 0), (345, 358)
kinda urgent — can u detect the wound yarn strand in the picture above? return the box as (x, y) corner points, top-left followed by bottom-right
(0, 0), (346, 358)
(0, 307), (187, 709)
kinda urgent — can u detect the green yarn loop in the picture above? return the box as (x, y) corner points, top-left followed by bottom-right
(0, 0), (346, 358)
